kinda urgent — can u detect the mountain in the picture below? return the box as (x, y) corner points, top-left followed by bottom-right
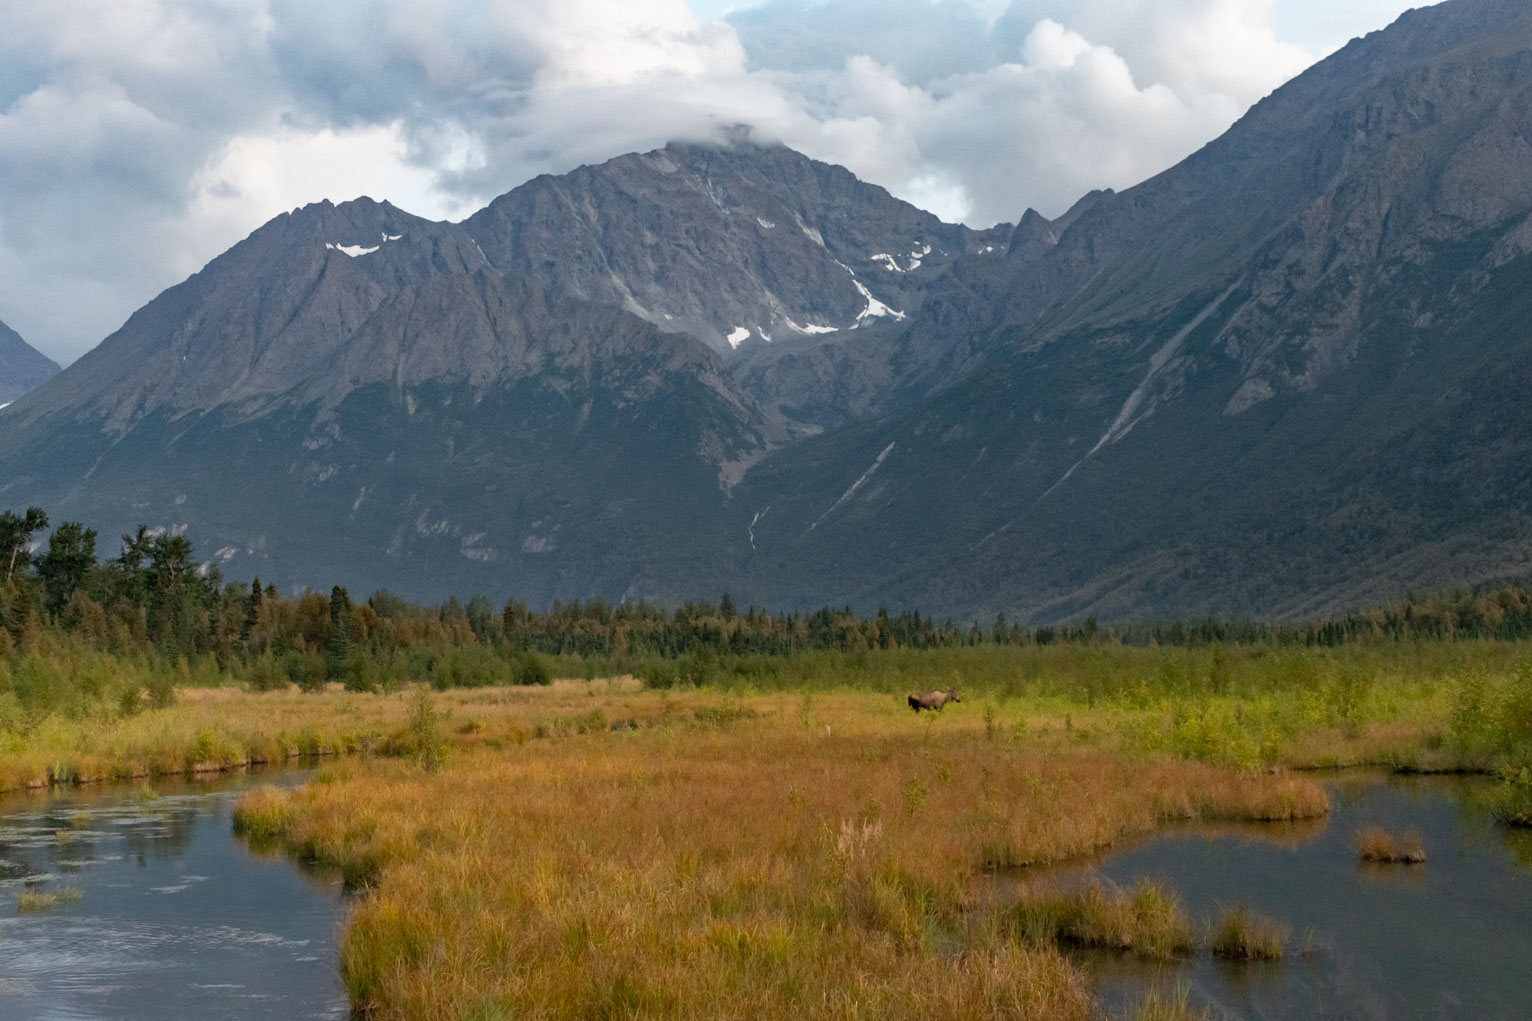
(733, 0), (1532, 620)
(0, 319), (59, 406)
(462, 139), (1008, 435)
(2, 0), (1530, 621)
(0, 194), (772, 603)
(464, 138), (1004, 357)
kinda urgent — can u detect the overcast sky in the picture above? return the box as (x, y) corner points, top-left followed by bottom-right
(0, 0), (1422, 365)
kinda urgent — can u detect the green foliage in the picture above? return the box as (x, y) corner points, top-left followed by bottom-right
(287, 651), (328, 694)
(512, 651), (553, 686)
(1448, 659), (1532, 767)
(407, 687), (447, 773)
(0, 507), (48, 582)
(244, 652), (290, 692)
(36, 522), (96, 615)
(1492, 767), (1532, 827)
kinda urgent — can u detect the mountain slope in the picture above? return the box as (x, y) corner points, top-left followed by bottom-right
(733, 0), (1532, 621)
(0, 198), (768, 603)
(0, 319), (60, 406)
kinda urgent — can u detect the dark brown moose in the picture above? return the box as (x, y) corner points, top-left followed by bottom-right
(907, 688), (960, 713)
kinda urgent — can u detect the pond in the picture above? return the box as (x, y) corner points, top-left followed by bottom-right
(0, 770), (348, 1021)
(1002, 774), (1532, 1020)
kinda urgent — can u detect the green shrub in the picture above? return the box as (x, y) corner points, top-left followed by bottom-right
(408, 687), (447, 773)
(513, 651), (552, 687)
(286, 651), (327, 693)
(245, 652), (290, 692)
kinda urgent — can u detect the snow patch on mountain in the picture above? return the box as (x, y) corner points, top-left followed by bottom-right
(326, 232), (404, 258)
(852, 279), (904, 322)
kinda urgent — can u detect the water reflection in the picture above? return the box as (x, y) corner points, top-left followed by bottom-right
(0, 772), (347, 1021)
(1008, 775), (1532, 1020)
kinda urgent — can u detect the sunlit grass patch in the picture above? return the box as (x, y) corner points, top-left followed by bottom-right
(232, 784), (293, 843)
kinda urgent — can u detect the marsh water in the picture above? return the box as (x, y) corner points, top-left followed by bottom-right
(0, 770), (347, 1020)
(1002, 774), (1532, 1020)
(4, 771), (1530, 1020)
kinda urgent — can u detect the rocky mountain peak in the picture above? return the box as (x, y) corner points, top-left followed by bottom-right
(5, 197), (496, 429)
(1008, 208), (1058, 258)
(463, 139), (995, 354)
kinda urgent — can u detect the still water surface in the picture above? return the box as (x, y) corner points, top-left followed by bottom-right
(0, 771), (347, 1021)
(1007, 774), (1532, 1020)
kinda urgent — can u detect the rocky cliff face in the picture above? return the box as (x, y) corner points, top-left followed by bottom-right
(0, 319), (59, 406)
(2, 0), (1530, 620)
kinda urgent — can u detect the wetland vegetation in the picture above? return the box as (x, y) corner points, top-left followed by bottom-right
(5, 507), (1532, 1016)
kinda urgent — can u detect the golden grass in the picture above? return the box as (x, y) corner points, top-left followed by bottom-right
(0, 679), (658, 794)
(1011, 879), (1195, 958)
(1209, 905), (1287, 960)
(236, 688), (1328, 1020)
(1355, 826), (1427, 863)
(1131, 984), (1212, 1021)
(16, 886), (82, 913)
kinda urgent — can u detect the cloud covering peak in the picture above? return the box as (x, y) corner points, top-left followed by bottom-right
(0, 0), (1414, 364)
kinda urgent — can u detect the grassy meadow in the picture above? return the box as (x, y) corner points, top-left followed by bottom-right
(233, 685), (1326, 1021)
(9, 637), (1532, 794)
(5, 632), (1532, 1018)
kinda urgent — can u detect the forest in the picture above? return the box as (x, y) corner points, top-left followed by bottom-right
(7, 505), (1532, 693)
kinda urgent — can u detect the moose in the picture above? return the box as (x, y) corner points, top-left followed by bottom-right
(907, 688), (961, 713)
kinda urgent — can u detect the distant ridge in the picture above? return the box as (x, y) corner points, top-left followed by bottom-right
(0, 318), (59, 406)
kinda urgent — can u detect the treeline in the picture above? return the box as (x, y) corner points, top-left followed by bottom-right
(6, 506), (1532, 695)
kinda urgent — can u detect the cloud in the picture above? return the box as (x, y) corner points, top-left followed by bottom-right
(0, 0), (1413, 365)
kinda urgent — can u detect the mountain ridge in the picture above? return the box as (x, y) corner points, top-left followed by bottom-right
(0, 318), (59, 406)
(3, 0), (1531, 621)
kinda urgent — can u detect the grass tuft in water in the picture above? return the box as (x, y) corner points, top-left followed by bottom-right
(1014, 879), (1195, 958)
(232, 784), (293, 842)
(1132, 983), (1212, 1021)
(1356, 825), (1427, 863)
(17, 886), (83, 913)
(1209, 905), (1286, 960)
